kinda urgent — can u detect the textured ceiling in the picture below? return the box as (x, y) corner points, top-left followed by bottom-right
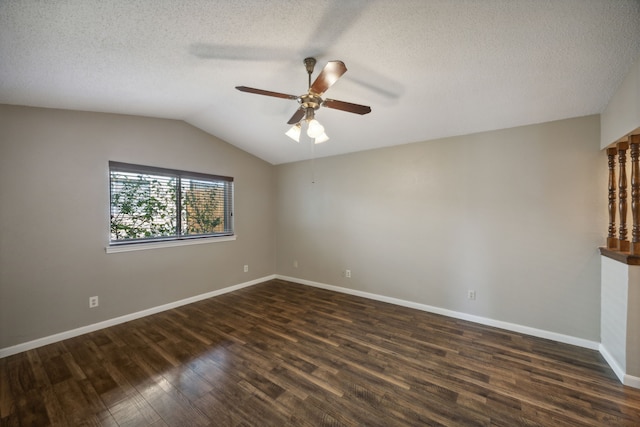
(1, 0), (640, 164)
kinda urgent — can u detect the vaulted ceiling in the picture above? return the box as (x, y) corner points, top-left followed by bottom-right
(2, 0), (640, 164)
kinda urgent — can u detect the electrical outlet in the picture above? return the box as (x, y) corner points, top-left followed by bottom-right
(243, 264), (249, 273)
(345, 269), (351, 278)
(293, 260), (298, 268)
(467, 290), (476, 300)
(89, 296), (99, 308)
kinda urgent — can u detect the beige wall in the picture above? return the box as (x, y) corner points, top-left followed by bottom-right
(601, 55), (640, 147)
(0, 105), (276, 349)
(0, 106), (607, 350)
(275, 115), (606, 341)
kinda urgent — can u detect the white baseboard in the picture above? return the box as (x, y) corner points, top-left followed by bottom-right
(277, 276), (640, 388)
(0, 275), (276, 359)
(599, 343), (626, 383)
(7, 274), (636, 390)
(599, 344), (640, 388)
(276, 275), (600, 351)
(624, 374), (640, 388)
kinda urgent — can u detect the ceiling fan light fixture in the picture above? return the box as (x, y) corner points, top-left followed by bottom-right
(236, 58), (371, 146)
(314, 132), (329, 144)
(307, 119), (325, 138)
(285, 123), (301, 142)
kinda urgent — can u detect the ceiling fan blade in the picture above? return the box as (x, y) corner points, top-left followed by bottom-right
(287, 108), (306, 125)
(235, 86), (298, 100)
(323, 99), (372, 115)
(309, 61), (347, 95)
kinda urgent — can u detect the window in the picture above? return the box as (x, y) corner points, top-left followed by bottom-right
(109, 161), (233, 245)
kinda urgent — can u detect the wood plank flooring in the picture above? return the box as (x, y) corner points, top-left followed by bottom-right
(2, 279), (640, 426)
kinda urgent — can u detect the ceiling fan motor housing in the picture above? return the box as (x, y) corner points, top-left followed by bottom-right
(300, 93), (322, 111)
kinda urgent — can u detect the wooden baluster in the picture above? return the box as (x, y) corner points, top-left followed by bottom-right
(631, 135), (640, 255)
(607, 147), (618, 249)
(618, 140), (629, 252)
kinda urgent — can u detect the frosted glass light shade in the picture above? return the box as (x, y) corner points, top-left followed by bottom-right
(314, 132), (329, 144)
(285, 123), (301, 142)
(306, 119), (325, 138)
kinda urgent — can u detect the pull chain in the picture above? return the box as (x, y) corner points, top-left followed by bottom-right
(311, 141), (316, 184)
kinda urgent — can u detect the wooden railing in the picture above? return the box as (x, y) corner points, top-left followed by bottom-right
(602, 133), (640, 264)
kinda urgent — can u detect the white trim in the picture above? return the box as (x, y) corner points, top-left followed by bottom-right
(106, 235), (236, 253)
(7, 273), (630, 388)
(623, 373), (640, 388)
(0, 275), (275, 359)
(276, 275), (600, 351)
(600, 343), (640, 388)
(599, 343), (626, 383)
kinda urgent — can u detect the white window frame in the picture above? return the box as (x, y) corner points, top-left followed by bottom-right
(107, 161), (234, 252)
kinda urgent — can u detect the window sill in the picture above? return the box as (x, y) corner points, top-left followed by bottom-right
(106, 235), (236, 253)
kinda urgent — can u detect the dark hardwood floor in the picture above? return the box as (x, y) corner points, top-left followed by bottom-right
(2, 279), (640, 426)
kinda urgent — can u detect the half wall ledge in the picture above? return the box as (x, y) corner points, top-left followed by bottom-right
(599, 247), (640, 265)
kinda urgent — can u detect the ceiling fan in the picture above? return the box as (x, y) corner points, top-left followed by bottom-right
(236, 57), (371, 143)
